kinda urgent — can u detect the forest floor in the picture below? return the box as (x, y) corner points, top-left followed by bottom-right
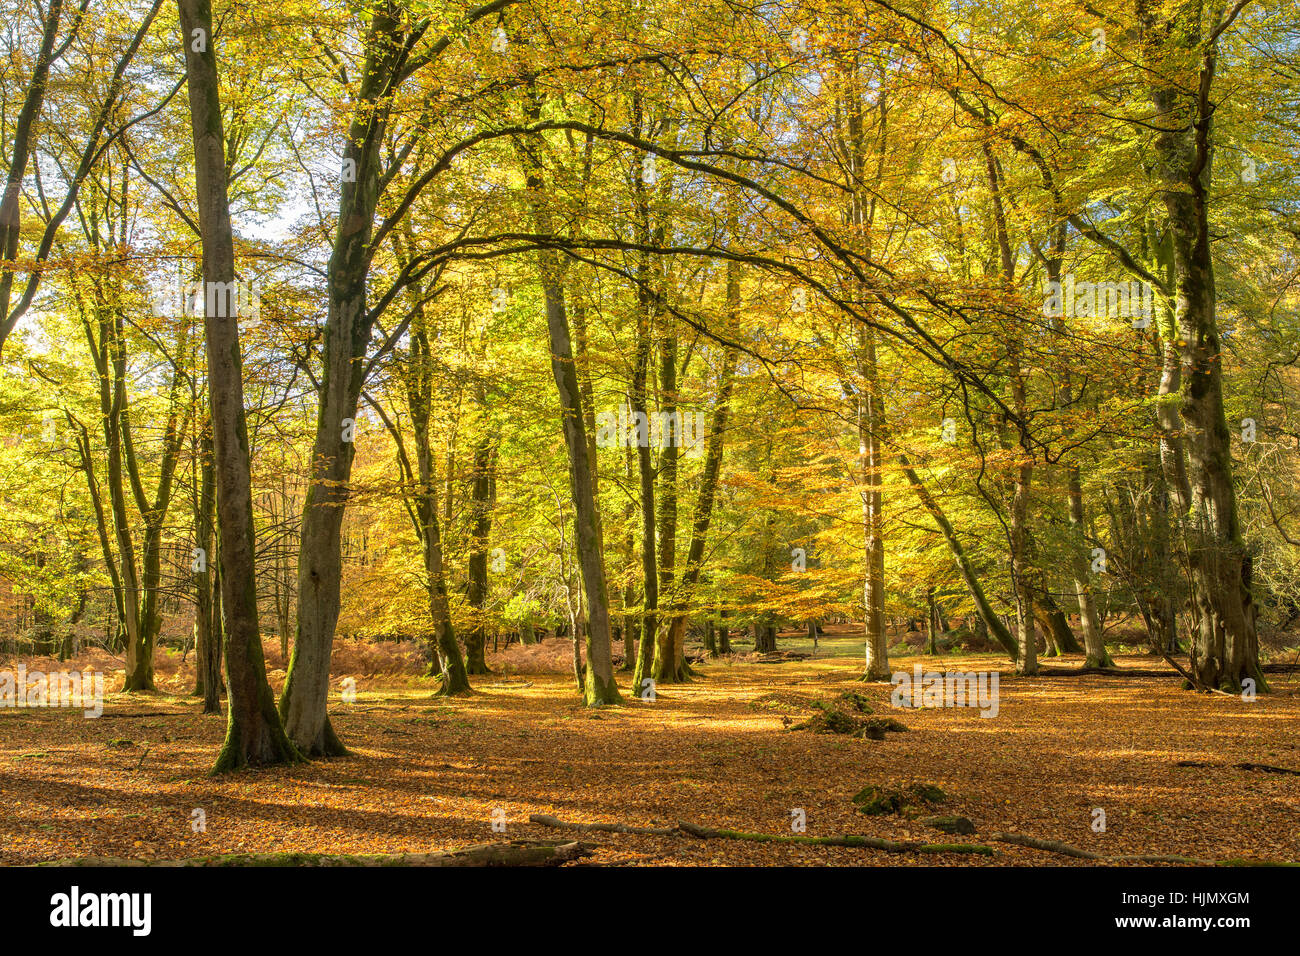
(2, 627), (1299, 866)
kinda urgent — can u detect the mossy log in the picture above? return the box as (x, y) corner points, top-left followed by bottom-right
(38, 840), (592, 867)
(529, 813), (678, 836)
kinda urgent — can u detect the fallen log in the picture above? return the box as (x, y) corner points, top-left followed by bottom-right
(529, 813), (678, 837)
(37, 840), (592, 867)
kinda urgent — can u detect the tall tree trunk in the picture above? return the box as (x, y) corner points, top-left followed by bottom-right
(413, 418), (469, 694)
(1140, 0), (1262, 690)
(535, 255), (620, 705)
(179, 0), (299, 771)
(280, 5), (405, 753)
(857, 322), (890, 680)
(1010, 463), (1038, 675)
(629, 267), (659, 695)
(983, 141), (1037, 676)
(650, 325), (682, 682)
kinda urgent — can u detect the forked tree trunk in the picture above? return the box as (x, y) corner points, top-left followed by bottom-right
(280, 5), (405, 753)
(658, 347), (738, 678)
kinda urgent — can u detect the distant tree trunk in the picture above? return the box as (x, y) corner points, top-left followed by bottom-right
(1011, 467), (1038, 675)
(984, 139), (1036, 676)
(753, 620), (777, 654)
(857, 321), (891, 681)
(72, 419), (127, 652)
(717, 607), (731, 655)
(465, 434), (497, 676)
(620, 444), (638, 671)
(657, 346), (737, 683)
(926, 590), (938, 655)
(402, 362), (469, 693)
(651, 324), (682, 682)
(629, 274), (659, 695)
(1067, 466), (1111, 666)
(1035, 587), (1083, 656)
(193, 425), (223, 714)
(179, 0), (299, 771)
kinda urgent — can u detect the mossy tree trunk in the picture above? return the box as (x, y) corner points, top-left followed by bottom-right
(1139, 0), (1264, 691)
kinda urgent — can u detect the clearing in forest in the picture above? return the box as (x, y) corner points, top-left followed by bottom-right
(1, 631), (1296, 867)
